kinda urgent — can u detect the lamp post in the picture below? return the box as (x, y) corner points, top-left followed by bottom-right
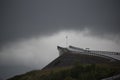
(66, 36), (68, 47)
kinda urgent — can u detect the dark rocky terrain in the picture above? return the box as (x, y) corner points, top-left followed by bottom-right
(43, 52), (120, 69)
(8, 52), (120, 80)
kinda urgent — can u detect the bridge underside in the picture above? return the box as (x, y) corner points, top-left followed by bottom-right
(57, 46), (120, 61)
(43, 52), (120, 69)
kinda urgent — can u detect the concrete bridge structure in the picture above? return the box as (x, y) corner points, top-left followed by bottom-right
(57, 45), (120, 61)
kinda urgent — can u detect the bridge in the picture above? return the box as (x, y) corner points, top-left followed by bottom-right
(57, 45), (120, 61)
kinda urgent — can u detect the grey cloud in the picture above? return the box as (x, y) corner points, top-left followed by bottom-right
(1, 0), (120, 45)
(0, 65), (35, 80)
(1, 1), (120, 79)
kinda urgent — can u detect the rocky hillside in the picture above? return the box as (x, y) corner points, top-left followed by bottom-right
(8, 63), (120, 80)
(8, 52), (120, 80)
(43, 52), (120, 69)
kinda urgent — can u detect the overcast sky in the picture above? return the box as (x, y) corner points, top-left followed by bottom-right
(0, 0), (120, 79)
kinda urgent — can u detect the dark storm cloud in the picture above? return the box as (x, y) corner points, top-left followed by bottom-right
(1, 0), (120, 45)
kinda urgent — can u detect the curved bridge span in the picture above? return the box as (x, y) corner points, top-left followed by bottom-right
(57, 46), (120, 61)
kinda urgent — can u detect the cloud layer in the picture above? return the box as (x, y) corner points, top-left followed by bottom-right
(1, 0), (120, 45)
(1, 30), (120, 79)
(0, 0), (120, 79)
